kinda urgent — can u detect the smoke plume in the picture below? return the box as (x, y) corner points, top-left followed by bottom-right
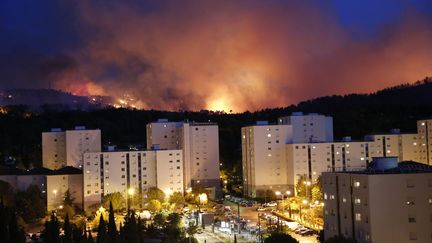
(2, 1), (432, 111)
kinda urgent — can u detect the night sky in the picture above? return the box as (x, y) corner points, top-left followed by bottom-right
(1, 0), (432, 111)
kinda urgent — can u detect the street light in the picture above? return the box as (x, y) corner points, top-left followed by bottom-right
(304, 181), (311, 199)
(127, 188), (135, 209)
(300, 199), (308, 221)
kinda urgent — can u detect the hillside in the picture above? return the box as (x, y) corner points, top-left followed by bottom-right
(0, 77), (431, 170)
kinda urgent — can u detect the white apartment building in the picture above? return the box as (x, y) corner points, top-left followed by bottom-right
(83, 149), (183, 210)
(322, 157), (432, 243)
(242, 113), (334, 197)
(146, 120), (220, 196)
(278, 112), (333, 143)
(42, 128), (66, 169)
(242, 122), (293, 197)
(417, 119), (432, 165)
(47, 167), (83, 211)
(42, 126), (101, 169)
(287, 140), (370, 185)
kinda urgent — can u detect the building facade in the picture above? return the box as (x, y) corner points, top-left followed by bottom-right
(242, 113), (334, 197)
(242, 122), (293, 197)
(417, 119), (432, 165)
(83, 150), (183, 210)
(146, 120), (220, 196)
(42, 127), (101, 169)
(278, 112), (334, 143)
(322, 158), (432, 243)
(46, 167), (83, 211)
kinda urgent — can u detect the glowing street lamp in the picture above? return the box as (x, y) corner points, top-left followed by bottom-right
(127, 188), (135, 209)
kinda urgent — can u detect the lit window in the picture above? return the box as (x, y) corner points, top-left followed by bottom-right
(354, 181), (360, 188)
(355, 213), (361, 221)
(406, 198), (415, 205)
(354, 198), (361, 205)
(267, 134), (271, 138)
(342, 197), (347, 203)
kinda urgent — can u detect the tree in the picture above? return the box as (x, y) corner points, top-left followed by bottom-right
(169, 192), (185, 206)
(96, 214), (107, 243)
(264, 232), (298, 243)
(152, 213), (166, 229)
(9, 210), (26, 243)
(0, 181), (15, 206)
(146, 187), (166, 203)
(15, 185), (46, 223)
(63, 214), (72, 243)
(123, 211), (139, 243)
(101, 193), (126, 211)
(107, 202), (118, 243)
(43, 212), (60, 243)
(0, 199), (11, 243)
(165, 213), (185, 240)
(148, 199), (162, 213)
(295, 175), (308, 198)
(186, 222), (198, 237)
(64, 189), (74, 206)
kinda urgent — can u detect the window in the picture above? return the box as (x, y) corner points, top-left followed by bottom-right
(407, 197), (415, 205)
(406, 179), (415, 188)
(408, 215), (416, 223)
(342, 197), (347, 203)
(409, 232), (417, 240)
(355, 213), (361, 221)
(354, 198), (361, 205)
(354, 181), (360, 188)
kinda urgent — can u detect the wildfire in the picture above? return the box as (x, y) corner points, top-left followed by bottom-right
(0, 106), (7, 114)
(206, 97), (233, 113)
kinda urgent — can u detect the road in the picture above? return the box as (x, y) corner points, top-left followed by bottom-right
(222, 201), (318, 243)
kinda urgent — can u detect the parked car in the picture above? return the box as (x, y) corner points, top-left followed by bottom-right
(294, 227), (307, 234)
(265, 202), (277, 207)
(256, 207), (266, 211)
(300, 229), (316, 236)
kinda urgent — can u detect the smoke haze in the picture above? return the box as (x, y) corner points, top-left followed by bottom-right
(1, 0), (432, 111)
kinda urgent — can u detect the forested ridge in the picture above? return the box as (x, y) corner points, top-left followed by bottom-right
(1, 78), (431, 170)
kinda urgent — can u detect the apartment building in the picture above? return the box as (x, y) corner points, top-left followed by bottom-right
(322, 157), (432, 243)
(42, 128), (66, 169)
(286, 140), (370, 185)
(278, 112), (333, 143)
(242, 122), (293, 197)
(417, 119), (432, 165)
(47, 167), (83, 211)
(146, 120), (220, 196)
(83, 149), (183, 210)
(242, 113), (334, 197)
(42, 127), (101, 169)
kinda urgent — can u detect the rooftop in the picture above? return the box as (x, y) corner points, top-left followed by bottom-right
(333, 161), (432, 175)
